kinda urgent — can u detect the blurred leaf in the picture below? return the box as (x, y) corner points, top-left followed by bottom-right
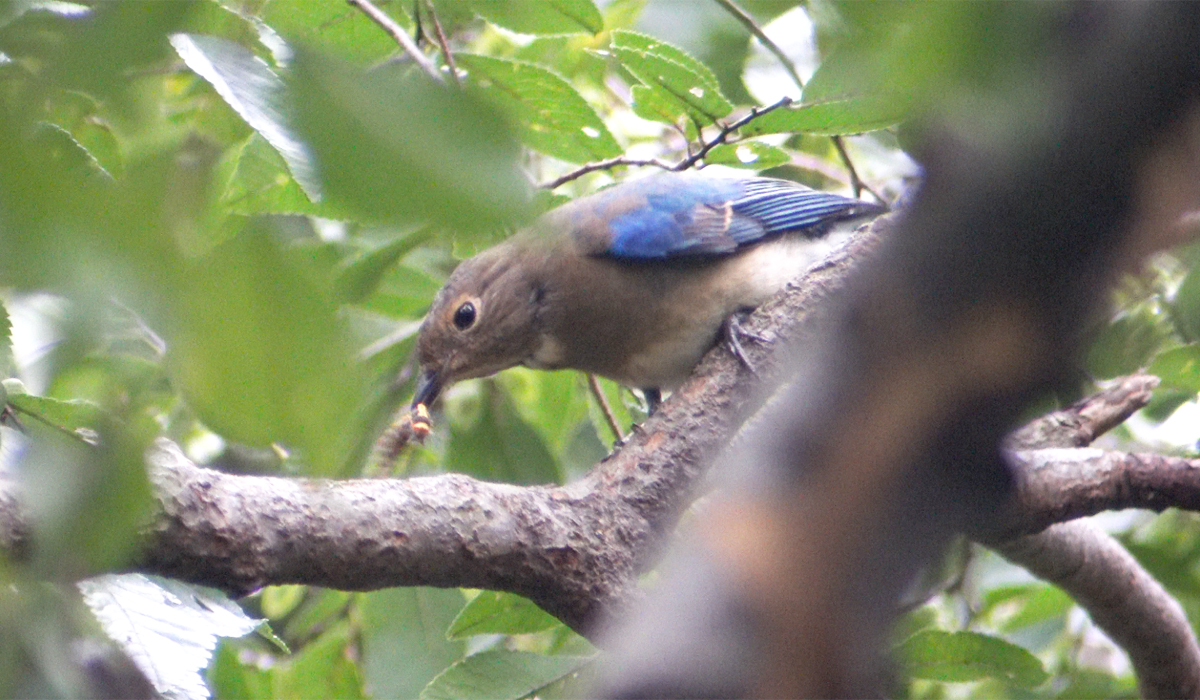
(6, 393), (102, 440)
(260, 585), (307, 621)
(333, 230), (433, 304)
(168, 224), (363, 475)
(1149, 344), (1200, 395)
(1087, 308), (1174, 379)
(897, 630), (1048, 687)
(704, 141), (791, 169)
(0, 299), (10, 374)
(446, 382), (560, 485)
(280, 588), (352, 642)
(359, 588), (465, 700)
(470, 0), (603, 36)
(739, 95), (906, 136)
(171, 33), (321, 200)
(610, 30), (732, 124)
(79, 574), (260, 700)
(271, 621), (364, 700)
(447, 591), (561, 640)
(209, 641), (274, 700)
(628, 83), (685, 124)
(419, 650), (593, 700)
(456, 53), (621, 164)
(222, 133), (332, 217)
(979, 583), (1072, 632)
(289, 48), (530, 233)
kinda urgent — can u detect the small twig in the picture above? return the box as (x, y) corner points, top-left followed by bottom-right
(422, 0), (460, 86)
(712, 0), (805, 93)
(587, 374), (625, 443)
(672, 96), (794, 171)
(831, 135), (883, 201)
(347, 0), (444, 84)
(540, 157), (674, 190)
(540, 97), (795, 188)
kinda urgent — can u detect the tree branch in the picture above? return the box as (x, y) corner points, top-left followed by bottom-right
(347, 0), (444, 84)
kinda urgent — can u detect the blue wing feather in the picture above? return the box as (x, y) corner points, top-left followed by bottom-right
(572, 173), (883, 260)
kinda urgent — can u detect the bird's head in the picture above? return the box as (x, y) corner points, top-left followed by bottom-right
(412, 241), (545, 409)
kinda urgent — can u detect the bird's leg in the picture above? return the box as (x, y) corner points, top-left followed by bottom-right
(642, 387), (663, 415)
(723, 308), (769, 375)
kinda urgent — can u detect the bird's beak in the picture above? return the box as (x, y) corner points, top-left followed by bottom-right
(412, 368), (444, 409)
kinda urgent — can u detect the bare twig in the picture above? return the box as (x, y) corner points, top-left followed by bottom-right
(540, 97), (795, 189)
(540, 157), (674, 190)
(422, 0), (460, 86)
(347, 0), (444, 84)
(831, 135), (884, 202)
(587, 373), (625, 443)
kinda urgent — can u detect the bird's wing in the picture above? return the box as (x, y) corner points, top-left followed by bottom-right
(567, 174), (885, 260)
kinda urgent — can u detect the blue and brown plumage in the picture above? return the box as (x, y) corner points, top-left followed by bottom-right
(412, 172), (886, 411)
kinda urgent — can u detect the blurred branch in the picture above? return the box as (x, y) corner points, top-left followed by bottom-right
(540, 157), (673, 190)
(348, 0), (445, 84)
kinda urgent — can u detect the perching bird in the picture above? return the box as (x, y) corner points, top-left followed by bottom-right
(411, 172), (886, 413)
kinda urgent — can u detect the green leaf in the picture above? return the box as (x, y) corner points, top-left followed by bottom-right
(1149, 344), (1200, 394)
(168, 225), (363, 475)
(979, 583), (1073, 632)
(1174, 264), (1200, 342)
(897, 630), (1048, 688)
(456, 53), (621, 164)
(1087, 307), (1175, 379)
(739, 96), (906, 137)
(359, 588), (466, 700)
(333, 229), (434, 304)
(289, 48), (531, 232)
(222, 133), (334, 217)
(446, 381), (561, 485)
(470, 0), (603, 35)
(171, 33), (322, 200)
(79, 574), (261, 700)
(610, 30), (732, 125)
(704, 141), (791, 169)
(447, 591), (561, 639)
(7, 393), (103, 439)
(419, 650), (593, 700)
(259, 0), (402, 64)
(629, 84), (687, 125)
(0, 299), (11, 375)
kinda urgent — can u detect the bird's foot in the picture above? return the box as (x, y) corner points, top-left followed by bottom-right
(723, 310), (769, 375)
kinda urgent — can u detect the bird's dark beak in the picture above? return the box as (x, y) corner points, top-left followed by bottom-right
(412, 368), (443, 409)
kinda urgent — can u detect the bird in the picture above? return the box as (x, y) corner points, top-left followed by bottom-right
(410, 172), (886, 415)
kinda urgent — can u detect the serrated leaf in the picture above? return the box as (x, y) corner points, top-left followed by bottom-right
(419, 650), (593, 700)
(611, 30), (721, 92)
(1149, 344), (1200, 394)
(610, 30), (732, 125)
(79, 574), (261, 700)
(704, 142), (791, 169)
(171, 33), (321, 200)
(289, 48), (530, 233)
(897, 630), (1048, 688)
(222, 134), (334, 217)
(447, 591), (561, 639)
(471, 0), (603, 35)
(740, 95), (906, 137)
(456, 53), (621, 164)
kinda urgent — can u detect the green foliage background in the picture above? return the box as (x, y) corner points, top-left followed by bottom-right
(0, 1), (1197, 698)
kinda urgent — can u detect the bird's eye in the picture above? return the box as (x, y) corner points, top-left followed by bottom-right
(453, 301), (477, 330)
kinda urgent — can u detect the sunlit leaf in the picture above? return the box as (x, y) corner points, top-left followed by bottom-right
(456, 53), (621, 164)
(259, 0), (401, 64)
(447, 591), (561, 639)
(471, 0), (603, 35)
(359, 588), (466, 700)
(739, 96), (906, 137)
(420, 650), (593, 700)
(704, 141), (791, 169)
(79, 574), (261, 700)
(610, 29), (732, 125)
(897, 630), (1048, 687)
